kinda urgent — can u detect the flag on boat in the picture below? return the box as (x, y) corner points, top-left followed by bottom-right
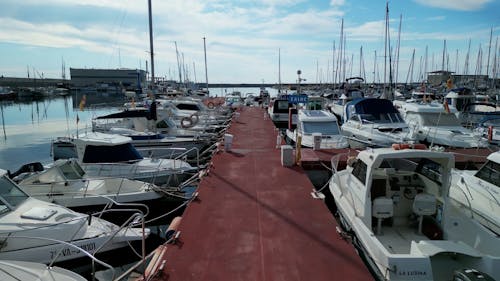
(79, 95), (86, 111)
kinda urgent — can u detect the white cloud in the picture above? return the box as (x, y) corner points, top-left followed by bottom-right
(414, 0), (493, 11)
(330, 0), (345, 6)
(260, 0), (305, 6)
(426, 16), (446, 21)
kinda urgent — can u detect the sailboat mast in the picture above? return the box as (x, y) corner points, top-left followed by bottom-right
(441, 39), (446, 71)
(395, 14), (402, 86)
(203, 37), (209, 93)
(278, 48), (281, 93)
(383, 1), (388, 97)
(486, 27), (493, 77)
(338, 18), (344, 88)
(147, 0), (155, 88)
(175, 42), (182, 85)
(464, 39), (471, 75)
(332, 41), (336, 88)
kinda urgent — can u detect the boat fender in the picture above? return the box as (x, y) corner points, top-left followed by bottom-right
(392, 143), (410, 150)
(166, 216), (182, 242)
(488, 126), (493, 142)
(392, 143), (427, 150)
(181, 116), (193, 128)
(190, 113), (199, 125)
(207, 102), (215, 109)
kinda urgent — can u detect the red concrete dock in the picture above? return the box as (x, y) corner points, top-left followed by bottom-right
(150, 107), (373, 280)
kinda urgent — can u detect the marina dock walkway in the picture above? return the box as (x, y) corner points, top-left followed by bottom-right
(153, 106), (373, 280)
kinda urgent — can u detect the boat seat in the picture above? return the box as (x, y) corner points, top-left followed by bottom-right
(413, 193), (436, 234)
(372, 197), (394, 235)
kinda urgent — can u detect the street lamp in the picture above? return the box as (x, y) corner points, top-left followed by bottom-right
(297, 70), (306, 94)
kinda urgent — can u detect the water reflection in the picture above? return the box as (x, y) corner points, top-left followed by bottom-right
(0, 91), (126, 171)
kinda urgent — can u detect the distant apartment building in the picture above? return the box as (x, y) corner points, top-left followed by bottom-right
(70, 68), (146, 88)
(427, 70), (490, 88)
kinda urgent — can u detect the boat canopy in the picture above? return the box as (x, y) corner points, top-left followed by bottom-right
(345, 98), (399, 121)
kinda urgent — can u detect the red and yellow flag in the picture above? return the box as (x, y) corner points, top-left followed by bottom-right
(79, 95), (87, 111)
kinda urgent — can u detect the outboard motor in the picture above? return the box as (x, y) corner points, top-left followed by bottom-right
(7, 162), (44, 179)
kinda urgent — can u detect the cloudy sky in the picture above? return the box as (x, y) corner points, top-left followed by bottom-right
(0, 0), (498, 84)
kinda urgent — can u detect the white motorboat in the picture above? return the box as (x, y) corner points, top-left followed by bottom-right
(92, 109), (216, 160)
(0, 260), (86, 281)
(449, 151), (500, 234)
(328, 77), (365, 119)
(267, 96), (295, 128)
(329, 146), (499, 280)
(285, 109), (348, 149)
(224, 93), (244, 110)
(0, 170), (149, 264)
(51, 132), (198, 186)
(16, 159), (185, 223)
(394, 100), (489, 148)
(444, 87), (500, 127)
(475, 116), (500, 145)
(341, 98), (416, 148)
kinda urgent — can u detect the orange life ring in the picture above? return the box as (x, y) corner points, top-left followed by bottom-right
(207, 102), (215, 109)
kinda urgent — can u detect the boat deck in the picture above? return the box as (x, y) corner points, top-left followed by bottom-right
(150, 106), (373, 280)
(299, 146), (492, 170)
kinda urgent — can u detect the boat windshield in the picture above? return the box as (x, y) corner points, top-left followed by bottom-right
(359, 112), (404, 124)
(378, 157), (444, 185)
(419, 112), (461, 126)
(273, 100), (291, 113)
(302, 121), (340, 135)
(156, 117), (176, 129)
(176, 103), (201, 111)
(481, 118), (500, 127)
(474, 160), (500, 187)
(82, 143), (144, 163)
(0, 176), (28, 213)
(59, 161), (85, 180)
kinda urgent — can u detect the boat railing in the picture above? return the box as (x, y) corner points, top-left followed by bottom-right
(0, 235), (116, 280)
(27, 177), (132, 199)
(92, 207), (148, 279)
(0, 204), (147, 278)
(87, 160), (186, 186)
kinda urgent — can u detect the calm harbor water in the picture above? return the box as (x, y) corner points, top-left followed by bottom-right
(0, 87), (277, 172)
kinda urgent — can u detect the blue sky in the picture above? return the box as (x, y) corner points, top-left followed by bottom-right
(0, 0), (498, 84)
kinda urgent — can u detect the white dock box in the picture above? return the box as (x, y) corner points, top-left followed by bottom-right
(281, 145), (294, 167)
(224, 134), (234, 151)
